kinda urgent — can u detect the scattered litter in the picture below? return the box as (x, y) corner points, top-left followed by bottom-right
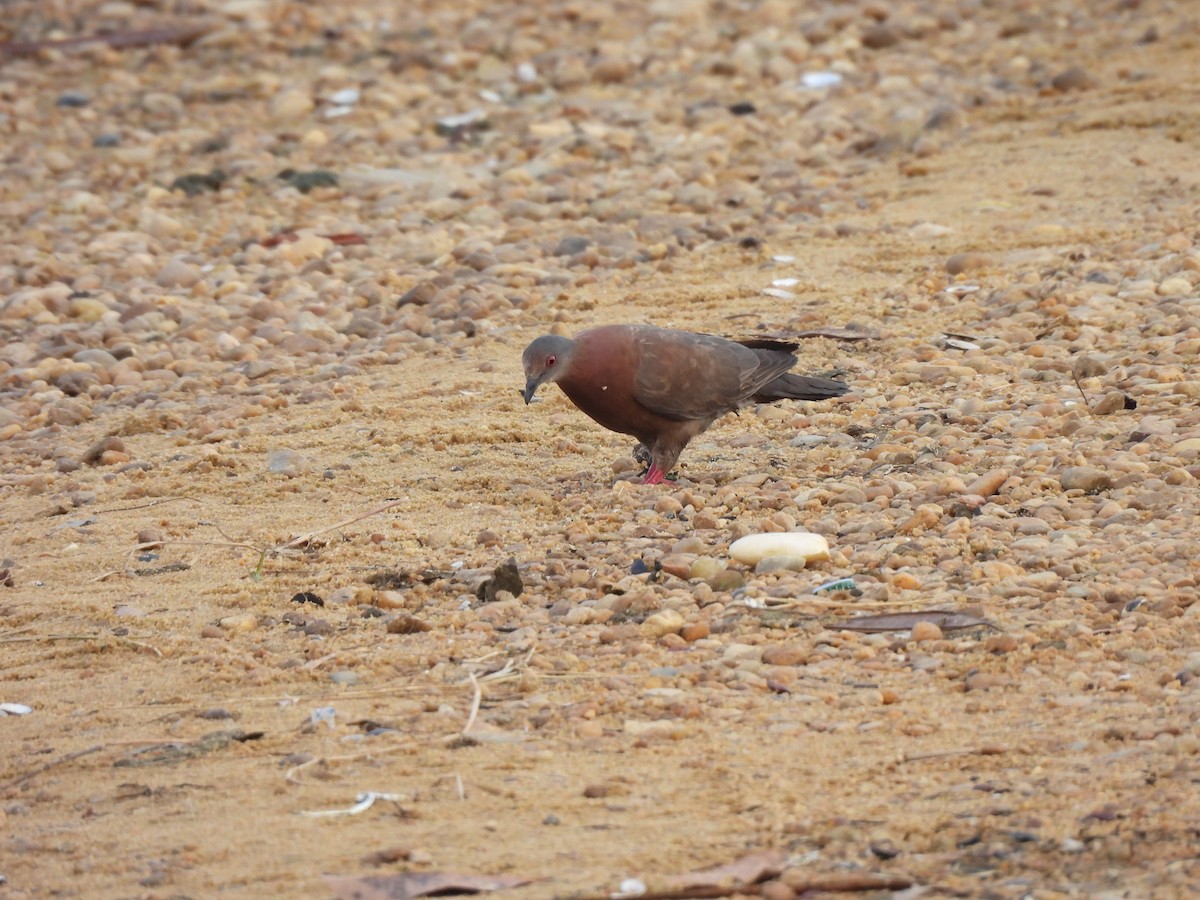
(325, 871), (533, 899)
(761, 287), (796, 300)
(842, 610), (995, 633)
(310, 706), (336, 729)
(800, 71), (843, 89)
(300, 791), (406, 818)
(612, 877), (646, 898)
(813, 577), (856, 594)
(939, 334), (982, 351)
(793, 325), (880, 341)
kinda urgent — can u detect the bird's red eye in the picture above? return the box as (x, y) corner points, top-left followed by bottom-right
(546, 355), (556, 367)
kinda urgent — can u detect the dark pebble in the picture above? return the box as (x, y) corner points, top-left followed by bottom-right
(56, 92), (89, 108)
(553, 235), (591, 256)
(291, 591), (324, 607)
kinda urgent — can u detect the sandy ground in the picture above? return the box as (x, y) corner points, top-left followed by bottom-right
(2, 1), (1200, 898)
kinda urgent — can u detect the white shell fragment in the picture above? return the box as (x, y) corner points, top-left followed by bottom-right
(762, 287), (797, 300)
(729, 532), (830, 566)
(0, 703), (33, 716)
(800, 71), (843, 89)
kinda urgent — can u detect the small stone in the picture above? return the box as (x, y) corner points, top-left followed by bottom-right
(136, 528), (165, 546)
(642, 609), (684, 637)
(680, 622), (710, 642)
(1050, 66), (1092, 92)
(689, 557), (726, 580)
(82, 436), (125, 465)
(398, 281), (439, 307)
(966, 469), (1008, 497)
(707, 570), (745, 592)
(754, 555), (810, 574)
(1059, 466), (1111, 493)
(219, 613), (257, 632)
(330, 670), (359, 685)
(984, 634), (1020, 654)
(476, 557), (524, 602)
(861, 23), (900, 49)
(271, 86), (314, 121)
(387, 614), (432, 634)
(56, 91), (90, 108)
(1158, 276), (1192, 296)
(911, 621), (943, 642)
(1092, 391), (1130, 416)
(761, 644), (807, 666)
(268, 448), (310, 477)
(945, 252), (991, 275)
(553, 235), (591, 256)
(156, 258), (201, 288)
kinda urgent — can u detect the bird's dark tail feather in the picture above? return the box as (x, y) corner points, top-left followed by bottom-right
(755, 373), (850, 403)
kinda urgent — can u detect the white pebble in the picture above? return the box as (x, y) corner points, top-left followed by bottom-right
(729, 532), (830, 565)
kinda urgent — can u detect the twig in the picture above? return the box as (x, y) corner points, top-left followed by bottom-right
(462, 674), (482, 736)
(280, 499), (405, 549)
(0, 744), (104, 791)
(96, 497), (203, 513)
(0, 23), (214, 58)
(1071, 370), (1094, 414)
(299, 791), (407, 818)
(901, 745), (1006, 763)
(582, 873), (914, 899)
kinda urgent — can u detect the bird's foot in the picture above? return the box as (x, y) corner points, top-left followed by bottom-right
(641, 464), (678, 485)
(642, 463), (666, 485)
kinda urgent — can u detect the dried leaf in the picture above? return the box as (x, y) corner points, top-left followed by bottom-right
(840, 610), (995, 633)
(324, 872), (532, 900)
(665, 849), (785, 890)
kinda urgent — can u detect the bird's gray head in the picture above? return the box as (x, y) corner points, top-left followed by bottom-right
(522, 334), (573, 404)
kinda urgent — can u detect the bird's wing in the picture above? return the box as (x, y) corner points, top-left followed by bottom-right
(631, 329), (796, 420)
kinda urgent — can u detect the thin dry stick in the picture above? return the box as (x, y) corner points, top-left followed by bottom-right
(461, 674), (482, 736)
(0, 23), (213, 58)
(280, 499), (405, 549)
(1, 744), (104, 791)
(901, 746), (1006, 763)
(96, 497), (203, 513)
(1071, 370), (1095, 414)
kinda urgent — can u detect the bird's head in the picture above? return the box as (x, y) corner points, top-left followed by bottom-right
(522, 334), (573, 404)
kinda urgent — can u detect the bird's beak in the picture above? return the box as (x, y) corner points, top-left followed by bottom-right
(523, 377), (539, 405)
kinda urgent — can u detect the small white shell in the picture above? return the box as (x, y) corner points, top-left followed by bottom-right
(729, 532), (830, 566)
(0, 703), (33, 716)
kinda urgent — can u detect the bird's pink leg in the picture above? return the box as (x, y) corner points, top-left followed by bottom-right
(642, 463), (667, 485)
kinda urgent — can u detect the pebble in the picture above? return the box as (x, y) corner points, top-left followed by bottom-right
(911, 621), (943, 643)
(1059, 466), (1112, 493)
(729, 533), (830, 565)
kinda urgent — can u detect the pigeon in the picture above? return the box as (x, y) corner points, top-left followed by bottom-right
(522, 324), (849, 483)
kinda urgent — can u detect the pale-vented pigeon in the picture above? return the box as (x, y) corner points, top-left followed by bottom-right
(522, 324), (849, 483)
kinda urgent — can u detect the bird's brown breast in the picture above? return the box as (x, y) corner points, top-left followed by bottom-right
(555, 327), (673, 445)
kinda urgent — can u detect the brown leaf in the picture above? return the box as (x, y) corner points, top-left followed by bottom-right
(839, 610), (995, 633)
(665, 849), (785, 890)
(324, 872), (532, 899)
